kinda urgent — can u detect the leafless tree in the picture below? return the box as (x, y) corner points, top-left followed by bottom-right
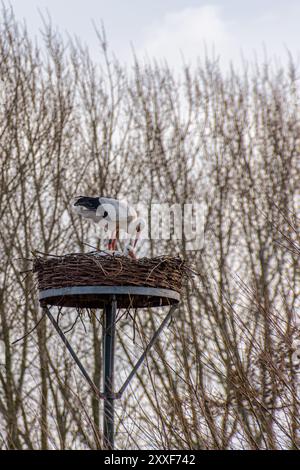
(0, 5), (299, 449)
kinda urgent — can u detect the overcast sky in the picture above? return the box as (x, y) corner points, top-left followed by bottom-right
(8, 0), (300, 69)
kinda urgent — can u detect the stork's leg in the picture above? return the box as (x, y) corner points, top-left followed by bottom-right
(108, 238), (113, 251)
(112, 228), (119, 251)
(104, 224), (113, 251)
(108, 229), (114, 251)
(108, 229), (118, 251)
(133, 223), (142, 248)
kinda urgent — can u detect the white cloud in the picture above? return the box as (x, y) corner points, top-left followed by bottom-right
(138, 6), (234, 68)
(137, 3), (300, 71)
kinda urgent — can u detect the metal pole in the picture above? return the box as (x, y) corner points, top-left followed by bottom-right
(102, 296), (117, 450)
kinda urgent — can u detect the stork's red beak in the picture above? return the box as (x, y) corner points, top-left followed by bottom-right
(128, 249), (137, 259)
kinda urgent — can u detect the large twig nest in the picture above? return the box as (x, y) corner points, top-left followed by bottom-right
(33, 252), (189, 309)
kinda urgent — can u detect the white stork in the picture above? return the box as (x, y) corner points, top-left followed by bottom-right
(72, 196), (145, 258)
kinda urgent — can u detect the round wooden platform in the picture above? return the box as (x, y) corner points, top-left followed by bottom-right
(39, 285), (180, 309)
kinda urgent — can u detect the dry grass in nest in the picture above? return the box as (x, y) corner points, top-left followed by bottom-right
(33, 252), (189, 294)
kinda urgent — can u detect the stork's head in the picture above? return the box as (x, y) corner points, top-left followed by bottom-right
(124, 244), (137, 259)
(72, 196), (101, 221)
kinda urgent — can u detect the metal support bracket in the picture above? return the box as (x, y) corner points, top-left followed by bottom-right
(43, 303), (179, 400)
(43, 306), (105, 399)
(115, 303), (178, 398)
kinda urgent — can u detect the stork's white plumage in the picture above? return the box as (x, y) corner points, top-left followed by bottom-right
(72, 196), (145, 257)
